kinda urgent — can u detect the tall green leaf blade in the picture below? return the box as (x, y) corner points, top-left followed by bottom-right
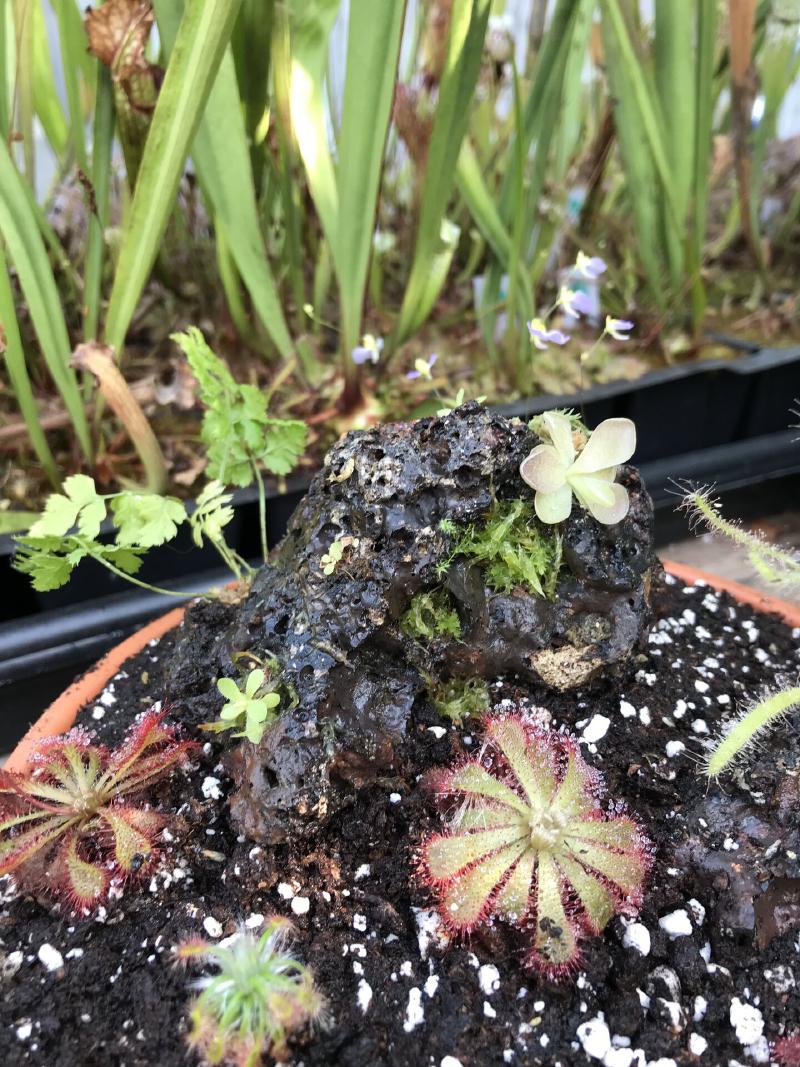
(690, 0), (718, 327)
(0, 138), (91, 457)
(393, 0), (491, 346)
(336, 0), (406, 354)
(599, 2), (666, 304)
(83, 67), (114, 341)
(104, 0), (243, 356)
(153, 0), (293, 360)
(31, 0), (67, 157)
(0, 244), (59, 484)
(287, 0), (341, 259)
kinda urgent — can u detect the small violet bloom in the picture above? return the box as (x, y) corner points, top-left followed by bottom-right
(407, 353), (438, 380)
(605, 316), (634, 341)
(352, 334), (383, 365)
(520, 411), (636, 526)
(528, 318), (570, 351)
(575, 252), (607, 279)
(557, 286), (594, 319)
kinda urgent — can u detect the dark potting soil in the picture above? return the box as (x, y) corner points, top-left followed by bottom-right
(3, 574), (800, 1067)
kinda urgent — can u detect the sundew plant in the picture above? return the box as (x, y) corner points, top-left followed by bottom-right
(420, 714), (652, 975)
(0, 709), (196, 908)
(178, 919), (326, 1066)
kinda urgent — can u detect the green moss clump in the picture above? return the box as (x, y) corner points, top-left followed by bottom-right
(401, 588), (462, 640)
(428, 676), (490, 724)
(438, 498), (562, 599)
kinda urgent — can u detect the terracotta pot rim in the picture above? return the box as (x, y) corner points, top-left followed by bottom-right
(5, 559), (799, 772)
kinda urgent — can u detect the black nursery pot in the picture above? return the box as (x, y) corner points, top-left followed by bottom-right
(2, 339), (800, 748)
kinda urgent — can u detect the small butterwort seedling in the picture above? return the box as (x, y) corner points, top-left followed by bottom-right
(178, 918), (326, 1066)
(320, 535), (359, 576)
(704, 685), (800, 779)
(0, 709), (196, 908)
(420, 714), (652, 975)
(213, 668), (282, 745)
(520, 410), (636, 525)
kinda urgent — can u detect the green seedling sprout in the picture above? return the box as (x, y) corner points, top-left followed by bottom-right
(212, 669), (282, 745)
(705, 686), (800, 779)
(178, 918), (326, 1066)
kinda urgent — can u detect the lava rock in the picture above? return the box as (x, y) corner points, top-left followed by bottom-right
(166, 403), (659, 843)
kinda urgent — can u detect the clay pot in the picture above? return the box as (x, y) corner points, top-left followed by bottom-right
(6, 562), (800, 772)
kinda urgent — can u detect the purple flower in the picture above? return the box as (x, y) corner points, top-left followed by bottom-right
(604, 316), (634, 341)
(407, 353), (438, 380)
(528, 319), (571, 351)
(558, 286), (595, 319)
(576, 252), (607, 280)
(352, 334), (383, 364)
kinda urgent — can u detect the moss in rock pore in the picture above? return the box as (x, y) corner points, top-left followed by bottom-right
(401, 588), (462, 640)
(438, 498), (563, 599)
(427, 675), (490, 724)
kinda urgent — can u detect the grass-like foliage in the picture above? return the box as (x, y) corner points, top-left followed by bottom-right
(420, 714), (652, 976)
(178, 918), (326, 1067)
(680, 486), (800, 587)
(0, 709), (196, 909)
(705, 686), (800, 779)
(438, 499), (563, 600)
(402, 589), (462, 641)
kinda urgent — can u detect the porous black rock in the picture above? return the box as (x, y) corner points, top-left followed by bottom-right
(166, 403), (658, 843)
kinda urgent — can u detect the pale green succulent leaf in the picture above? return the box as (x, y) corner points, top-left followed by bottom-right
(520, 444), (566, 494)
(245, 669), (266, 698)
(533, 483), (573, 524)
(571, 417), (636, 474)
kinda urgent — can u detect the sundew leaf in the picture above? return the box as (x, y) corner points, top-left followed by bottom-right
(111, 492), (187, 548)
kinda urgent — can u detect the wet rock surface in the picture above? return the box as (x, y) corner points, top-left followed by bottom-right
(165, 404), (657, 844)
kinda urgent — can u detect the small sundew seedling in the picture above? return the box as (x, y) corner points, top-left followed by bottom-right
(0, 709), (196, 908)
(401, 589), (461, 641)
(437, 499), (563, 599)
(420, 714), (652, 976)
(680, 485), (800, 587)
(213, 669), (282, 744)
(705, 686), (800, 779)
(520, 411), (636, 525)
(178, 918), (326, 1066)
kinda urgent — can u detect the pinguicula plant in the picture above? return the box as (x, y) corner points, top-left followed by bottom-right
(419, 714), (652, 976)
(211, 667), (283, 745)
(178, 918), (326, 1067)
(520, 410), (636, 525)
(0, 709), (196, 908)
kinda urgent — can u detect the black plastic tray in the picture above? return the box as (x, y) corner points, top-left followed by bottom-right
(2, 341), (799, 749)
